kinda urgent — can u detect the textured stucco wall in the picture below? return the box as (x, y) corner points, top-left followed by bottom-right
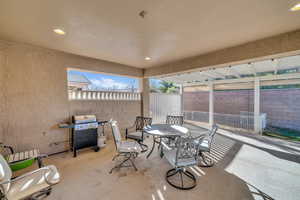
(0, 45), (6, 142)
(0, 39), (142, 154)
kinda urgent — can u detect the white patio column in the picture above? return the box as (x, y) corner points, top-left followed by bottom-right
(254, 78), (261, 134)
(209, 82), (214, 127)
(139, 78), (150, 117)
(179, 84), (183, 115)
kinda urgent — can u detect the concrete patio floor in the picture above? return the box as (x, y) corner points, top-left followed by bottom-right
(16, 124), (300, 200)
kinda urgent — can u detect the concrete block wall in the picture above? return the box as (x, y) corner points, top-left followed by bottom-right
(184, 90), (254, 114)
(184, 89), (300, 131)
(69, 100), (141, 139)
(260, 89), (300, 131)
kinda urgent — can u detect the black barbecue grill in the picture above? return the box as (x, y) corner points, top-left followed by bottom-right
(59, 115), (107, 157)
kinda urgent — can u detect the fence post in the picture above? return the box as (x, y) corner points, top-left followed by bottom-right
(254, 78), (261, 134)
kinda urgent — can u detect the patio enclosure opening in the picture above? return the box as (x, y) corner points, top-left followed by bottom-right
(67, 69), (141, 101)
(152, 54), (300, 140)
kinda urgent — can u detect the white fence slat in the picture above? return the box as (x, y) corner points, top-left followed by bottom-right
(68, 90), (141, 101)
(150, 93), (182, 123)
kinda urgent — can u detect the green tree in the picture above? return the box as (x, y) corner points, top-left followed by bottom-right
(159, 81), (179, 94)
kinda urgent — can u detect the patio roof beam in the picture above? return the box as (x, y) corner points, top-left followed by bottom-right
(182, 72), (300, 86)
(227, 66), (241, 78)
(198, 72), (214, 81)
(205, 70), (226, 79)
(249, 63), (257, 76)
(272, 59), (278, 75)
(185, 72), (212, 82)
(200, 71), (216, 79)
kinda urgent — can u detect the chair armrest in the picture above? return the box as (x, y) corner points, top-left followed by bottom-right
(125, 124), (136, 132)
(1, 166), (58, 186)
(38, 153), (48, 158)
(161, 141), (172, 151)
(125, 123), (137, 139)
(0, 143), (14, 154)
(125, 128), (128, 139)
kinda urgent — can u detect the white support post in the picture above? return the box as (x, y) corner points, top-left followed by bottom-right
(139, 78), (150, 117)
(254, 78), (261, 134)
(209, 82), (214, 127)
(180, 84), (183, 115)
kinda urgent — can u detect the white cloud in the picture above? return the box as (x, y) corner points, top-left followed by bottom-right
(89, 78), (129, 90)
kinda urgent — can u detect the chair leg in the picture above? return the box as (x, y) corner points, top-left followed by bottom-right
(166, 168), (196, 190)
(128, 156), (138, 171)
(37, 157), (43, 168)
(110, 153), (138, 174)
(112, 153), (120, 161)
(159, 147), (164, 158)
(198, 152), (214, 167)
(138, 142), (148, 153)
(30, 187), (52, 199)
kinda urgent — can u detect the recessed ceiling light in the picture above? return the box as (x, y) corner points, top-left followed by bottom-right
(290, 3), (300, 11)
(145, 57), (151, 60)
(53, 28), (66, 35)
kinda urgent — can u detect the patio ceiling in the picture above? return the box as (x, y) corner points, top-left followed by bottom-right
(159, 55), (300, 87)
(0, 0), (300, 68)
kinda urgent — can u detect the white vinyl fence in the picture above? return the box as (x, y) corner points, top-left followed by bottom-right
(150, 93), (182, 123)
(68, 90), (141, 101)
(184, 111), (266, 133)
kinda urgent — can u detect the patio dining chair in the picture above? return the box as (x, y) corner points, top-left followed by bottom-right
(109, 120), (142, 174)
(163, 134), (205, 190)
(160, 115), (184, 156)
(197, 124), (218, 167)
(166, 115), (184, 126)
(0, 154), (60, 200)
(125, 116), (152, 152)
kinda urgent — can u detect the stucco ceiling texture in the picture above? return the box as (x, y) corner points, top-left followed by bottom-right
(1, 0), (300, 68)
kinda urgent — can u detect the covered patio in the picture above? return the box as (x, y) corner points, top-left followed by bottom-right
(19, 123), (299, 200)
(1, 0), (300, 200)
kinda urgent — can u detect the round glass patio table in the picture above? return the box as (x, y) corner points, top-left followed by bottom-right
(143, 124), (190, 158)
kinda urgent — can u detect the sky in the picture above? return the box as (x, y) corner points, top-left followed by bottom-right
(68, 70), (139, 90)
(150, 79), (162, 88)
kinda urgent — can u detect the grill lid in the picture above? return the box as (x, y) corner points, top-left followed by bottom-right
(73, 115), (97, 124)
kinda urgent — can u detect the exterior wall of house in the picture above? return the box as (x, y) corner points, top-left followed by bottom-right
(183, 89), (300, 131)
(0, 45), (6, 143)
(0, 39), (143, 154)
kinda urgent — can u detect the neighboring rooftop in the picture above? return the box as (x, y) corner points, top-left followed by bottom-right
(67, 73), (91, 84)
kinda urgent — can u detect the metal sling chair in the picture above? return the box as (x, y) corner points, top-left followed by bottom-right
(159, 115), (185, 157)
(163, 133), (205, 190)
(109, 120), (142, 174)
(197, 124), (218, 167)
(125, 116), (152, 153)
